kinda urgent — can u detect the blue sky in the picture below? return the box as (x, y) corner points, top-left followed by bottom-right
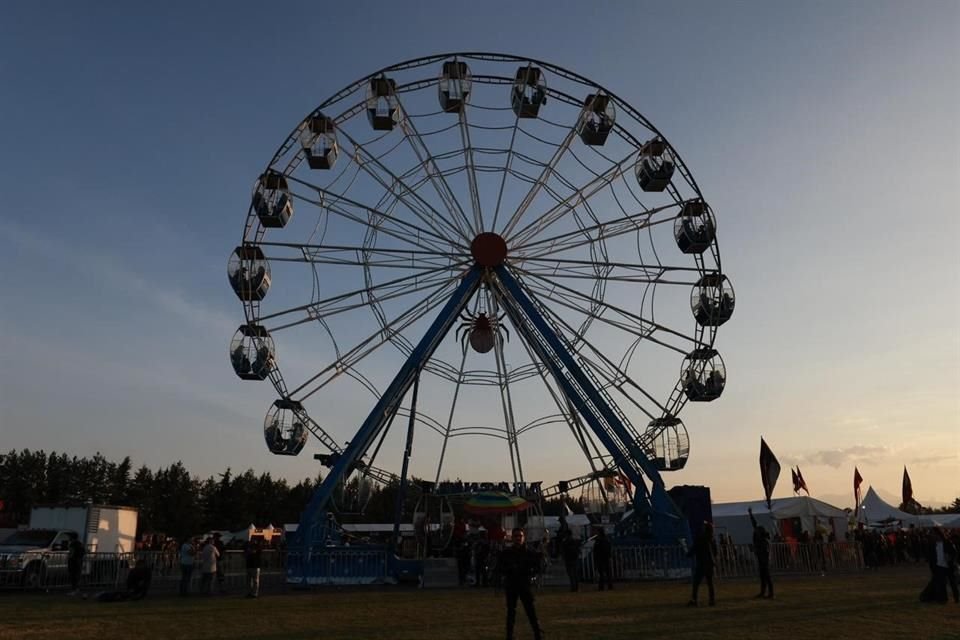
(1, 1), (957, 506)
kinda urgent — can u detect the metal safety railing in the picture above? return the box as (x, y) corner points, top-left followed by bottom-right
(285, 546), (389, 585)
(0, 549), (288, 593)
(568, 542), (863, 584)
(0, 542), (863, 592)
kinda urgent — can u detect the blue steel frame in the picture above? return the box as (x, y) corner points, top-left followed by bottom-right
(294, 261), (687, 565)
(493, 266), (687, 544)
(294, 266), (483, 552)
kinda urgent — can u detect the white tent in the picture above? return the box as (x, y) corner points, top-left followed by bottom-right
(858, 487), (950, 528)
(929, 513), (960, 528)
(712, 496), (848, 544)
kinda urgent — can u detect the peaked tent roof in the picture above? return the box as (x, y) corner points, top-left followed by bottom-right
(860, 486), (921, 525)
(712, 495), (846, 519)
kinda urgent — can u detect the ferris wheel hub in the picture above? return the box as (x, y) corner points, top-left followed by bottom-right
(470, 232), (508, 267)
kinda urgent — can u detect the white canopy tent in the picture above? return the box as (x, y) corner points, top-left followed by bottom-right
(929, 513), (960, 528)
(858, 487), (915, 525)
(858, 486), (948, 528)
(712, 496), (848, 544)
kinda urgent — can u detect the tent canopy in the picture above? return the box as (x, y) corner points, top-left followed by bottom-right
(712, 496), (847, 520)
(859, 486), (950, 528)
(712, 496), (848, 544)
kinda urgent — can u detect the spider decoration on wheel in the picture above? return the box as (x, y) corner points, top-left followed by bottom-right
(456, 311), (510, 354)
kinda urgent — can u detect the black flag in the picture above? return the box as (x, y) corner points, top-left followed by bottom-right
(759, 437), (781, 509)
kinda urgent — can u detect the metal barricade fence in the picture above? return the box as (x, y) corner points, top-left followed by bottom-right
(578, 545), (693, 582)
(285, 546), (389, 586)
(0, 543), (862, 592)
(575, 542), (863, 585)
(0, 549), (289, 593)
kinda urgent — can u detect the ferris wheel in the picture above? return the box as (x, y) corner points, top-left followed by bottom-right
(227, 53), (734, 546)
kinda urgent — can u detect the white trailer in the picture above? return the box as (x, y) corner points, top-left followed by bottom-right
(29, 504), (138, 553)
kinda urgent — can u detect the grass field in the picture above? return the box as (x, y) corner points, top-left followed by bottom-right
(2, 567), (957, 639)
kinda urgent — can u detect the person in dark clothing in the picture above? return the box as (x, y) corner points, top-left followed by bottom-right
(126, 563), (153, 600)
(687, 521), (717, 606)
(244, 539), (263, 598)
(920, 528), (960, 604)
(474, 538), (490, 588)
(748, 507), (774, 598)
(455, 538), (472, 587)
(560, 529), (582, 592)
(947, 532), (960, 604)
(592, 528), (613, 591)
(498, 528), (544, 640)
(213, 532), (226, 593)
(95, 563), (152, 602)
(67, 532), (85, 594)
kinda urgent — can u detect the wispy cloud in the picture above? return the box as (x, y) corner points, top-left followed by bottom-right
(781, 445), (890, 468)
(909, 454), (958, 466)
(3, 222), (235, 334)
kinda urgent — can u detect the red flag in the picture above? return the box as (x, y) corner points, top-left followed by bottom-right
(854, 467), (863, 507)
(902, 466), (913, 507)
(796, 467), (810, 495)
(759, 437), (781, 509)
(791, 468), (801, 493)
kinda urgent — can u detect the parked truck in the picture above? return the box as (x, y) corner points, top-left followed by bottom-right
(0, 504), (138, 588)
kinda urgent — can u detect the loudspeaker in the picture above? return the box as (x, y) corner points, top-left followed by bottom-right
(667, 485), (713, 539)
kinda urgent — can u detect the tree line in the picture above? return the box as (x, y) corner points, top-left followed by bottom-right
(0, 449), (577, 542)
(0, 449), (321, 540)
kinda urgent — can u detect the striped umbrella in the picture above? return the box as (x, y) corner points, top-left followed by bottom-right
(463, 491), (532, 515)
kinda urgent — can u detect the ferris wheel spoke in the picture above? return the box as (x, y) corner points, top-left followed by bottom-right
(336, 128), (473, 246)
(258, 241), (460, 269)
(289, 278), (461, 401)
(489, 116), (521, 232)
(267, 275), (462, 333)
(513, 266), (699, 353)
(394, 97), (478, 239)
(258, 261), (466, 327)
(510, 198), (686, 261)
(507, 151), (636, 247)
(457, 106), (485, 232)
(286, 176), (459, 255)
(515, 256), (702, 279)
(491, 298), (524, 485)
(489, 281), (634, 474)
(516, 265), (702, 287)
(432, 345), (470, 485)
(513, 280), (666, 429)
(499, 123), (580, 239)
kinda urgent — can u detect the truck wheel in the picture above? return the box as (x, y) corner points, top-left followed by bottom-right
(22, 563), (45, 589)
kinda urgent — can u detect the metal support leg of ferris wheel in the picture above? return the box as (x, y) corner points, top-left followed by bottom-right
(492, 265), (687, 545)
(293, 266), (483, 562)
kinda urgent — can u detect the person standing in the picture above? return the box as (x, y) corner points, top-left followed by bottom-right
(593, 528), (613, 591)
(244, 538), (262, 598)
(179, 538), (195, 596)
(213, 532), (227, 593)
(687, 522), (717, 606)
(67, 532), (85, 595)
(455, 537), (472, 587)
(947, 531), (960, 604)
(560, 530), (582, 592)
(199, 539), (219, 595)
(748, 507), (774, 598)
(498, 528), (544, 640)
(474, 538), (490, 588)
